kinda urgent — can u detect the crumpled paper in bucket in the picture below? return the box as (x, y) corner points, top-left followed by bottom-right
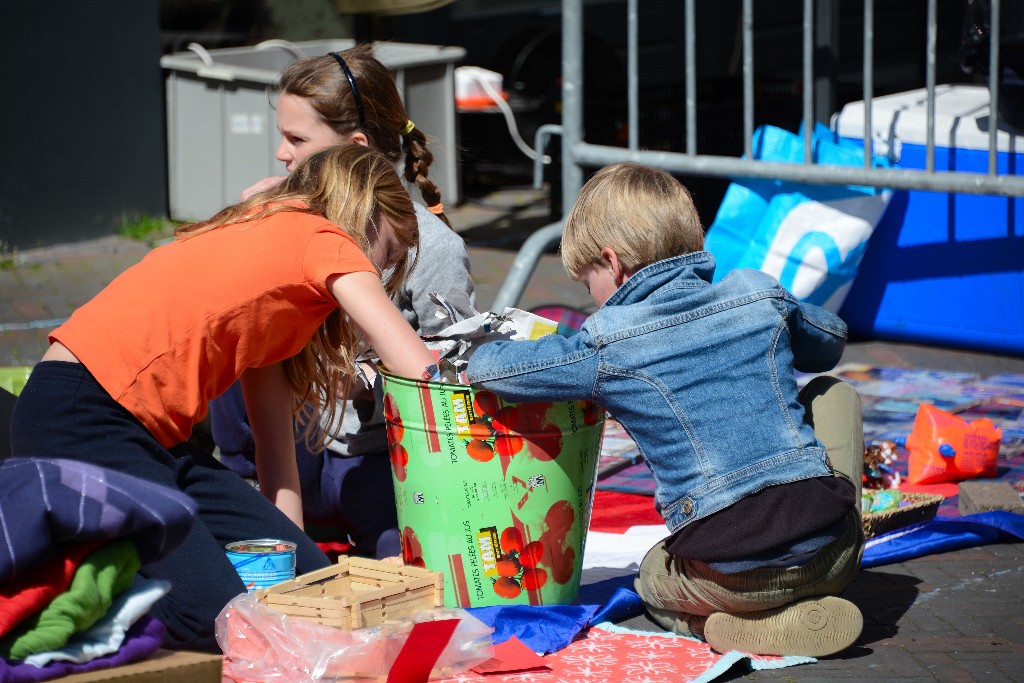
(364, 295), (561, 385)
(422, 295), (561, 383)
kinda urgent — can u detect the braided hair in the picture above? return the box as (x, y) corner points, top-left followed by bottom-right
(278, 44), (453, 229)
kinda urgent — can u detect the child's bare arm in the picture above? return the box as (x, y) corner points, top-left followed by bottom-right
(240, 362), (304, 529)
(240, 175), (287, 201)
(329, 271), (436, 379)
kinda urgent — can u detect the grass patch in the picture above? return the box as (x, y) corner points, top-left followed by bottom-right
(0, 241), (13, 271)
(119, 213), (178, 244)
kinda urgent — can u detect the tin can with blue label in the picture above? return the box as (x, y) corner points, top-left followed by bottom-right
(226, 539), (296, 592)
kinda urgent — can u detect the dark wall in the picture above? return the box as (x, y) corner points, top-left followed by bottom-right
(0, 1), (167, 250)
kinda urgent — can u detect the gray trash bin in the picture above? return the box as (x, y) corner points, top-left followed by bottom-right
(161, 39), (465, 221)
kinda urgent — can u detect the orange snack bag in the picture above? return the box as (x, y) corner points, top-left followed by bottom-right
(902, 403), (1001, 485)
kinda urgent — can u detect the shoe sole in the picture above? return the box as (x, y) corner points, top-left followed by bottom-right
(703, 596), (863, 657)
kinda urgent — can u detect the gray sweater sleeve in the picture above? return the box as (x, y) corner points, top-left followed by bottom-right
(394, 204), (478, 335)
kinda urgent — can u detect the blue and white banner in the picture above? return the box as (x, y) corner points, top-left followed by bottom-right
(705, 125), (892, 312)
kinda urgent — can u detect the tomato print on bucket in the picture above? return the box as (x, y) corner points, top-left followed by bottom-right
(381, 373), (605, 608)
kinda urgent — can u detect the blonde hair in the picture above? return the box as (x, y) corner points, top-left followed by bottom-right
(561, 162), (704, 280)
(175, 145), (417, 450)
(278, 44), (454, 229)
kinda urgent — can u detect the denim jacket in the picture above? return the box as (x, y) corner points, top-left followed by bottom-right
(467, 251), (847, 533)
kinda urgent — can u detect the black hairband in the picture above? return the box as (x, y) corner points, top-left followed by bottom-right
(328, 52), (366, 127)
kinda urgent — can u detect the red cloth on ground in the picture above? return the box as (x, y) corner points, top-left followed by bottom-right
(445, 626), (800, 682)
(315, 541), (354, 563)
(0, 541), (103, 638)
(589, 491), (663, 533)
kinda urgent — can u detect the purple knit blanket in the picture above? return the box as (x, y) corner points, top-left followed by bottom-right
(0, 458), (196, 584)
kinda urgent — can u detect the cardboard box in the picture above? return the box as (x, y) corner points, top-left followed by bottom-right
(54, 650), (222, 683)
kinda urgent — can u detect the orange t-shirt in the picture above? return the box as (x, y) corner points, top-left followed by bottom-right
(51, 210), (376, 447)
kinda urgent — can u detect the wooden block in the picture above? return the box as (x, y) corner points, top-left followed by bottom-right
(257, 556), (444, 631)
(958, 480), (1024, 516)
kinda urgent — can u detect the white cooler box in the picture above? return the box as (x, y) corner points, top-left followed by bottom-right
(832, 85), (1024, 355)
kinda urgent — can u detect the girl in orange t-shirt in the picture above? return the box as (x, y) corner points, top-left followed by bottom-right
(211, 46), (477, 561)
(8, 144), (436, 651)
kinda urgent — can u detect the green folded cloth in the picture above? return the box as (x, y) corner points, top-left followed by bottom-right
(0, 540), (140, 660)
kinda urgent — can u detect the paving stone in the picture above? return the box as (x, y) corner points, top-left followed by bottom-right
(913, 653), (981, 681)
(958, 480), (1024, 516)
(985, 541), (1024, 556)
(978, 617), (1024, 644)
(899, 636), (1015, 653)
(937, 613), (993, 639)
(865, 644), (932, 677)
(901, 612), (958, 635)
(958, 651), (1024, 679)
(950, 655), (1016, 683)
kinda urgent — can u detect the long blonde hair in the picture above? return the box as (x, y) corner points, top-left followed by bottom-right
(175, 145), (418, 449)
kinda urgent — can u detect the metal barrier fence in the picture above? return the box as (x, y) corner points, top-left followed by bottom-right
(491, 0), (1023, 311)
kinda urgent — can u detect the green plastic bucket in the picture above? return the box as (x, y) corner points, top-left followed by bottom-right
(381, 373), (604, 608)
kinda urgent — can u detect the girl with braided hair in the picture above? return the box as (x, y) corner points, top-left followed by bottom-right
(247, 44), (452, 225)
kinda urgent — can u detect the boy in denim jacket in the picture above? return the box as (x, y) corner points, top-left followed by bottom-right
(467, 162), (865, 657)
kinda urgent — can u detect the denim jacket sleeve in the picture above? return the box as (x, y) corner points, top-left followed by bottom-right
(466, 332), (599, 404)
(785, 294), (848, 373)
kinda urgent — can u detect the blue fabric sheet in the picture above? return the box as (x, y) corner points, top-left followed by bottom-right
(466, 604), (601, 654)
(464, 579), (647, 655)
(861, 511), (1024, 568)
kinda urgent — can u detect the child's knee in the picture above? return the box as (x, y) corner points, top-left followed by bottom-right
(799, 375), (861, 413)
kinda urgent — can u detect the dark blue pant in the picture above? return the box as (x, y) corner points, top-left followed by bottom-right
(8, 361), (331, 652)
(210, 381), (401, 559)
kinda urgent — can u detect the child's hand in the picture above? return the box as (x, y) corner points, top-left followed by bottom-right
(380, 555), (404, 566)
(241, 175), (287, 201)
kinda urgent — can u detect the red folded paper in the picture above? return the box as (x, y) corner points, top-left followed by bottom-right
(471, 636), (550, 676)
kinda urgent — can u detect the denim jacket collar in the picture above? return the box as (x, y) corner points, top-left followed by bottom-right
(606, 251), (716, 308)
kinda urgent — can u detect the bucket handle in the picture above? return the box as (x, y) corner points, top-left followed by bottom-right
(186, 42), (214, 65)
(187, 42), (236, 81)
(255, 39), (307, 62)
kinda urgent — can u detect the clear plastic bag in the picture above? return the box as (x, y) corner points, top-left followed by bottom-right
(216, 592), (494, 682)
